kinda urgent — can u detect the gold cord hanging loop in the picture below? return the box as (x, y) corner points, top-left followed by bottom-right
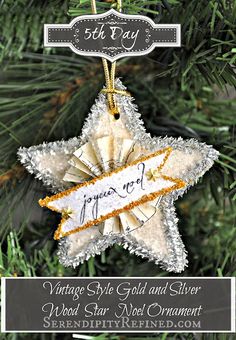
(91, 0), (129, 119)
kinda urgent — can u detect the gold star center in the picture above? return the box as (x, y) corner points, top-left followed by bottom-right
(61, 207), (73, 219)
(146, 168), (161, 182)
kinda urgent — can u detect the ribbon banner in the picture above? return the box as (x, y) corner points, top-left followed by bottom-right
(44, 9), (181, 61)
(39, 147), (185, 240)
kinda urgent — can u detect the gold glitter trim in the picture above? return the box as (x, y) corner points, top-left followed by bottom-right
(39, 147), (172, 207)
(39, 147), (186, 240)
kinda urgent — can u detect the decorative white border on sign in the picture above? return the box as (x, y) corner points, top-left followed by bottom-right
(44, 9), (181, 62)
(1, 277), (235, 334)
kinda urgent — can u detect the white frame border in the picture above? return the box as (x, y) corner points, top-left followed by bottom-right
(44, 9), (181, 62)
(1, 276), (235, 334)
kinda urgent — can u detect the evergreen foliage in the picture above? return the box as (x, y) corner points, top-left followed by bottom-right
(0, 0), (235, 339)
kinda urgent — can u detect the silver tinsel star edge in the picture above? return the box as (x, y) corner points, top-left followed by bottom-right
(18, 79), (219, 273)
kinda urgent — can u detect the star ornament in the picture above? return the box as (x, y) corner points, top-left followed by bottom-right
(18, 80), (219, 272)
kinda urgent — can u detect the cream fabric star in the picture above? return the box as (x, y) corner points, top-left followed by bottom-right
(18, 80), (218, 272)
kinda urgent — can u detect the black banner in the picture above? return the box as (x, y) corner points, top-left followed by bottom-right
(44, 9), (180, 61)
(1, 277), (235, 333)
